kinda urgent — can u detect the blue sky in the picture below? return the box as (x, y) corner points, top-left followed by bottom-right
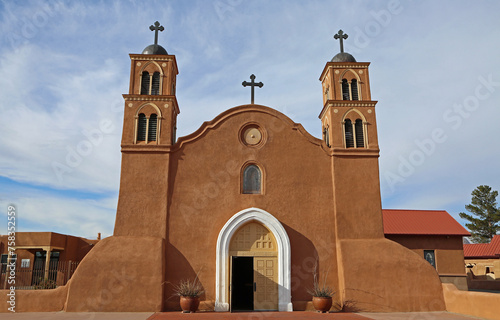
(0, 0), (499, 238)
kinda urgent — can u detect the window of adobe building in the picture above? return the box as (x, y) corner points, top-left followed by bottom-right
(242, 164), (262, 194)
(424, 250), (436, 269)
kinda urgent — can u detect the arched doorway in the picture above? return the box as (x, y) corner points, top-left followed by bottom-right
(215, 208), (292, 312)
(230, 222), (278, 311)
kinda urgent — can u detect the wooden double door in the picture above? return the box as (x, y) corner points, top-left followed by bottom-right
(229, 222), (279, 312)
(231, 256), (278, 311)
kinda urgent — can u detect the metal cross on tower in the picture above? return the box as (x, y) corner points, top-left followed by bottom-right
(242, 74), (263, 104)
(334, 29), (348, 53)
(149, 21), (164, 45)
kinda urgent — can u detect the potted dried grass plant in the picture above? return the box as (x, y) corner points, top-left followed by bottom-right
(307, 264), (335, 313)
(172, 273), (204, 313)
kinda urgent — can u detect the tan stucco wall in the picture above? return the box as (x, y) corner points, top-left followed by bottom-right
(340, 239), (445, 312)
(465, 258), (500, 278)
(0, 285), (68, 312)
(465, 258), (500, 291)
(164, 107), (340, 306)
(443, 283), (500, 320)
(113, 152), (170, 238)
(65, 236), (165, 312)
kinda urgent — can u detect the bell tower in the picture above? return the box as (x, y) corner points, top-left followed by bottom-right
(121, 21), (179, 147)
(319, 30), (378, 152)
(114, 21), (179, 237)
(320, 30), (383, 241)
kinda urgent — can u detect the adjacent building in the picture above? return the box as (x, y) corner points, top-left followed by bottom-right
(383, 209), (470, 290)
(464, 235), (500, 291)
(0, 232), (98, 288)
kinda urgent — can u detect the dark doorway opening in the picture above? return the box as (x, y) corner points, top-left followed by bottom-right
(31, 251), (60, 286)
(231, 256), (254, 312)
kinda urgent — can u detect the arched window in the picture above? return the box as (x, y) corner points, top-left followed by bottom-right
(351, 79), (359, 100)
(140, 71), (161, 95)
(323, 126), (330, 147)
(148, 114), (157, 141)
(151, 72), (161, 95)
(355, 119), (364, 148)
(141, 72), (150, 95)
(243, 164), (262, 194)
(344, 119), (354, 148)
(137, 113), (147, 141)
(342, 79), (350, 100)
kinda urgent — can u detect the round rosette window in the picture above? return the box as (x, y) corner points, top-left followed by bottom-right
(240, 124), (265, 147)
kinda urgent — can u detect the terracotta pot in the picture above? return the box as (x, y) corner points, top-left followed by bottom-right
(312, 296), (332, 313)
(180, 296), (200, 313)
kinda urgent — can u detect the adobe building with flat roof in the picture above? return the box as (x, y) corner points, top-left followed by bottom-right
(0, 232), (98, 288)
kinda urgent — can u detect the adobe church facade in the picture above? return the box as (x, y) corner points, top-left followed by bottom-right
(63, 25), (446, 312)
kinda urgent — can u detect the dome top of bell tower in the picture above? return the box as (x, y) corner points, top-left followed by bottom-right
(142, 21), (168, 55)
(142, 44), (168, 55)
(331, 29), (356, 62)
(331, 52), (356, 62)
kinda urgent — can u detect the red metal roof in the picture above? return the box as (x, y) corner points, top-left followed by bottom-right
(464, 235), (500, 258)
(382, 209), (470, 236)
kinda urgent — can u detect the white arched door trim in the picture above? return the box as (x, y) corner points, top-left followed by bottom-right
(215, 207), (292, 312)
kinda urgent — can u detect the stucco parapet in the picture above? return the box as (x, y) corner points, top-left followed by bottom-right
(319, 100), (377, 119)
(175, 104), (323, 150)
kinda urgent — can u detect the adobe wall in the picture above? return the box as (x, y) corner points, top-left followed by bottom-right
(332, 155), (384, 240)
(340, 239), (446, 312)
(0, 285), (68, 312)
(113, 152), (170, 238)
(466, 258), (500, 278)
(65, 236), (165, 312)
(165, 106), (341, 309)
(443, 283), (500, 320)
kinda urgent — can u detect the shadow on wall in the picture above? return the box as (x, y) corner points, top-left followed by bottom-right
(283, 222), (319, 302)
(163, 242), (199, 311)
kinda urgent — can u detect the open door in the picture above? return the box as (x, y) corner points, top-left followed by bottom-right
(231, 256), (254, 311)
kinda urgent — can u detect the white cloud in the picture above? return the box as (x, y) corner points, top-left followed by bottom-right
(0, 192), (116, 239)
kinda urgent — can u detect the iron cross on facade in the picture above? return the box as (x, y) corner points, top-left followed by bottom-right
(242, 74), (263, 104)
(150, 21), (164, 45)
(334, 29), (348, 53)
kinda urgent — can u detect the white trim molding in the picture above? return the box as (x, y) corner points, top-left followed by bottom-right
(215, 207), (293, 312)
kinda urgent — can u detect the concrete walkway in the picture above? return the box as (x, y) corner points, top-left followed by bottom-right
(0, 311), (487, 320)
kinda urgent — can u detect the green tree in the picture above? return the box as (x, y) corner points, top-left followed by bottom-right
(459, 185), (500, 243)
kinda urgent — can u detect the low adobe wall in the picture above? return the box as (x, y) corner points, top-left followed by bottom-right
(1, 236), (165, 313)
(443, 283), (500, 320)
(340, 239), (446, 312)
(467, 279), (500, 291)
(65, 236), (165, 312)
(1, 285), (68, 312)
